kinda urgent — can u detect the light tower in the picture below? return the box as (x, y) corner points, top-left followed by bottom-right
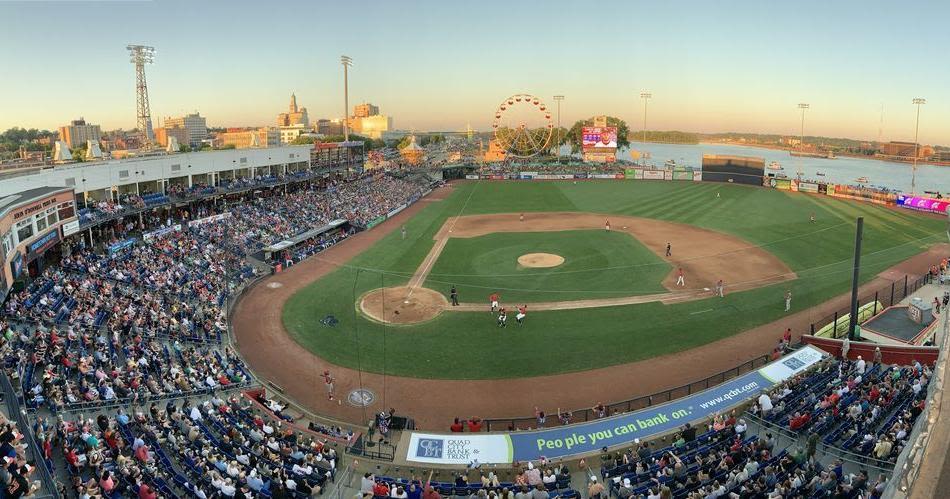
(127, 45), (156, 144)
(912, 97), (926, 194)
(640, 92), (652, 166)
(553, 95), (564, 161)
(797, 103), (809, 180)
(341, 55), (353, 142)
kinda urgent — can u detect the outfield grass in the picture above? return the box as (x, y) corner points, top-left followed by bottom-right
(422, 230), (670, 302)
(281, 181), (944, 379)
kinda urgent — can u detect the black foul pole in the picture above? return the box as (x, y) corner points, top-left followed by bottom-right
(848, 217), (864, 340)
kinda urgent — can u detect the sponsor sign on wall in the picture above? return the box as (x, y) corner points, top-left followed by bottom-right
(189, 213), (233, 228)
(27, 230), (60, 260)
(61, 219), (81, 237)
(897, 195), (950, 215)
(142, 224), (182, 242)
(643, 170), (665, 180)
(404, 346), (826, 464)
(465, 174), (480, 180)
(107, 238), (136, 256)
(798, 182), (819, 193)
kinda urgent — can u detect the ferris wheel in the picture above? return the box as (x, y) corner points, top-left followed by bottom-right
(492, 94), (554, 158)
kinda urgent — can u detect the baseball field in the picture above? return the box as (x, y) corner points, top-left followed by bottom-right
(278, 180), (944, 379)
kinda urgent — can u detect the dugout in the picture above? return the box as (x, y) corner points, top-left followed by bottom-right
(701, 154), (765, 186)
(259, 218), (352, 267)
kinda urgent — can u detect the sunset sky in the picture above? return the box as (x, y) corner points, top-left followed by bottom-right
(1, 0), (947, 144)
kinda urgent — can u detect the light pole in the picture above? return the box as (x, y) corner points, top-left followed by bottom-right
(341, 55), (353, 142)
(640, 92), (651, 166)
(553, 95), (564, 162)
(797, 103), (809, 180)
(912, 98), (926, 194)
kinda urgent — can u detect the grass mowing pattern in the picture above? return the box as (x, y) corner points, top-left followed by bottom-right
(281, 181), (944, 379)
(423, 230), (670, 302)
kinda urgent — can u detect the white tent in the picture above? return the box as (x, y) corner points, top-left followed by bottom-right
(85, 140), (103, 160)
(166, 136), (180, 153)
(52, 140), (73, 162)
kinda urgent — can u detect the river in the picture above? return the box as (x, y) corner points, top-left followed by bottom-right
(563, 142), (950, 194)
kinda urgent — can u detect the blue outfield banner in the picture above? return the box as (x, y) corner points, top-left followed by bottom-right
(404, 346), (826, 464)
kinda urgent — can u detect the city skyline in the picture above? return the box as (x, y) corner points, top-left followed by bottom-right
(1, 0), (948, 144)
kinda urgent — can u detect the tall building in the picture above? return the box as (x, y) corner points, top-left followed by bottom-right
(353, 103), (379, 118)
(216, 127), (280, 149)
(277, 93), (310, 128)
(317, 119), (344, 136)
(154, 126), (189, 149)
(878, 141), (933, 159)
(163, 113), (208, 147)
(354, 115), (393, 139)
(58, 118), (102, 149)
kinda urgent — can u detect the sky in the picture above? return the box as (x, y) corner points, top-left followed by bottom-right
(1, 0), (948, 144)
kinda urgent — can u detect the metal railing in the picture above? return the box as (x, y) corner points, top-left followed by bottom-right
(0, 375), (61, 499)
(483, 354), (770, 431)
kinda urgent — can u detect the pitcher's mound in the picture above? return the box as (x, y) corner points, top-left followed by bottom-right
(518, 253), (565, 268)
(360, 286), (447, 325)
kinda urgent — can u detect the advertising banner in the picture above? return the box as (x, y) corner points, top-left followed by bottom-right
(519, 174), (534, 180)
(624, 168), (638, 180)
(664, 171), (673, 181)
(581, 127), (618, 150)
(27, 230), (60, 260)
(188, 213), (233, 228)
(61, 219), (81, 237)
(672, 170), (692, 181)
(404, 346), (826, 464)
(107, 238), (136, 256)
(406, 433), (512, 465)
(574, 173), (589, 179)
(465, 174), (479, 180)
(773, 179), (792, 190)
(489, 175), (505, 180)
(521, 172), (539, 178)
(897, 195), (950, 215)
(366, 216), (387, 229)
(10, 252), (23, 278)
(592, 174), (621, 179)
(693, 171), (703, 182)
(143, 224), (181, 242)
(798, 182), (819, 193)
(643, 170), (665, 180)
(387, 204), (408, 218)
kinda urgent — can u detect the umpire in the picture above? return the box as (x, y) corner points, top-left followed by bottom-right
(450, 285), (459, 306)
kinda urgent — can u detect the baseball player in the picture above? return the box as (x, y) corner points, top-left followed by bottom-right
(785, 290), (792, 312)
(519, 213), (524, 223)
(675, 268), (685, 287)
(401, 225), (407, 239)
(489, 292), (500, 313)
(450, 286), (459, 306)
(516, 305), (527, 326)
(716, 279), (724, 297)
(322, 370), (336, 401)
(605, 218), (610, 231)
(810, 213), (816, 223)
(497, 308), (507, 328)
(666, 242), (672, 257)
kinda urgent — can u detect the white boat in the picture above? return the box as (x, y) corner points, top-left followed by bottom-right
(768, 161), (783, 171)
(855, 176), (869, 184)
(664, 159), (677, 168)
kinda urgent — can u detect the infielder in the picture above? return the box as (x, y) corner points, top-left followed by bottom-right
(716, 279), (724, 297)
(676, 268), (685, 286)
(516, 305), (527, 326)
(489, 292), (500, 313)
(519, 213), (524, 223)
(497, 308), (507, 328)
(450, 286), (459, 306)
(666, 243), (672, 257)
(605, 218), (611, 231)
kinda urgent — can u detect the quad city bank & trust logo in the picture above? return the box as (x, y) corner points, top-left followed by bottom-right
(416, 438), (476, 461)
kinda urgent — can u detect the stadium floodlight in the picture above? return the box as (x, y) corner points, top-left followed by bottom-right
(341, 56), (353, 142)
(911, 98), (926, 194)
(553, 95), (564, 161)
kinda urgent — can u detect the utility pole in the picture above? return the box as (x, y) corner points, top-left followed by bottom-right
(553, 95), (564, 162)
(912, 98), (926, 195)
(341, 55), (353, 142)
(797, 103), (809, 181)
(848, 217), (864, 341)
